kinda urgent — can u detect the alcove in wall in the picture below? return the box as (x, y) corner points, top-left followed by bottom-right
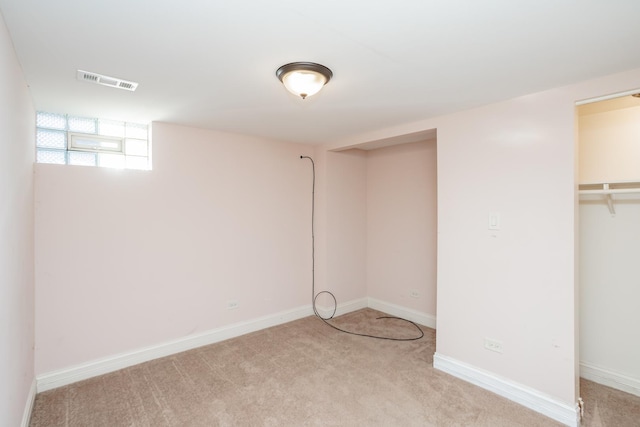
(325, 129), (438, 327)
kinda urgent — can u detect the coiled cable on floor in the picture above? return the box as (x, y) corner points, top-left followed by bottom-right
(300, 155), (424, 341)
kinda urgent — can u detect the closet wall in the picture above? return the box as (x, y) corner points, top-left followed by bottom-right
(578, 99), (640, 396)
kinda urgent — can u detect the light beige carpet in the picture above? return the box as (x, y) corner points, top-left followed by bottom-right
(29, 309), (640, 426)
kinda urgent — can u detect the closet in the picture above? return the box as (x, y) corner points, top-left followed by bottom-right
(578, 94), (640, 397)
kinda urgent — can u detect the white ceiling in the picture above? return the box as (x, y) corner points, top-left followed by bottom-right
(2, 0), (640, 145)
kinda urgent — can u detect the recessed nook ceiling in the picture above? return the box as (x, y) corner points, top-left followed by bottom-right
(1, 0), (640, 145)
(578, 93), (640, 116)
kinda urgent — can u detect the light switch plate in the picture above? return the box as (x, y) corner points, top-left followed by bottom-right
(488, 212), (500, 230)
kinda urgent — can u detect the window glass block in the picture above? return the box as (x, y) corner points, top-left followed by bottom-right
(68, 116), (97, 133)
(125, 138), (148, 156)
(98, 153), (125, 169)
(36, 112), (66, 130)
(126, 155), (149, 170)
(126, 122), (147, 139)
(68, 151), (97, 166)
(98, 119), (125, 137)
(36, 112), (151, 170)
(37, 149), (66, 164)
(36, 129), (67, 148)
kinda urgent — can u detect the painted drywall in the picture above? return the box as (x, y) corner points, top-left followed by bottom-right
(579, 105), (640, 183)
(579, 202), (640, 383)
(322, 150), (368, 306)
(35, 122), (314, 375)
(435, 90), (578, 403)
(326, 67), (640, 409)
(366, 141), (437, 316)
(316, 142), (437, 318)
(578, 105), (640, 388)
(0, 12), (35, 427)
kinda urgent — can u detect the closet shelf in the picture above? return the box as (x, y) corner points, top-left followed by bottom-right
(578, 182), (640, 215)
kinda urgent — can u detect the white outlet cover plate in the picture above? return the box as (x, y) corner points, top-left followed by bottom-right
(484, 337), (504, 353)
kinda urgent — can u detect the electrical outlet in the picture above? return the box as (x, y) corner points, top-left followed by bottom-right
(227, 300), (239, 310)
(484, 338), (503, 353)
(409, 289), (420, 299)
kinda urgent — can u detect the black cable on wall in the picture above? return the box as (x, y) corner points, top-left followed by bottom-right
(300, 155), (424, 341)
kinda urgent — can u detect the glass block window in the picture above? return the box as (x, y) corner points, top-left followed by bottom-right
(36, 129), (66, 149)
(37, 149), (66, 165)
(36, 111), (151, 170)
(98, 119), (125, 138)
(68, 116), (97, 134)
(37, 111), (66, 130)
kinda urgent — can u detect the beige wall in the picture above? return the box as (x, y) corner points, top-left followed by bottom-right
(35, 122), (315, 374)
(315, 143), (438, 318)
(579, 105), (640, 183)
(327, 67), (640, 409)
(366, 141), (437, 316)
(579, 201), (640, 389)
(0, 12), (35, 427)
(323, 150), (368, 306)
(435, 90), (578, 402)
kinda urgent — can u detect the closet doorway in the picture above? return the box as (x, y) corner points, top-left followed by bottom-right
(577, 92), (640, 398)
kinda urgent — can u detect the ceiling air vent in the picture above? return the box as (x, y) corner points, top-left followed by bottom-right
(76, 70), (138, 91)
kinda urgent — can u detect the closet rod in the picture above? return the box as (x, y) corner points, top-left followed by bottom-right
(578, 188), (640, 195)
(578, 183), (640, 215)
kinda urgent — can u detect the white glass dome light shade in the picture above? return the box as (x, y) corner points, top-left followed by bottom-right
(276, 62), (333, 99)
(282, 70), (326, 99)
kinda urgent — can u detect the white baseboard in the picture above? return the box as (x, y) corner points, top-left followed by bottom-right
(21, 378), (36, 427)
(367, 297), (437, 329)
(36, 299), (370, 393)
(35, 298), (421, 393)
(581, 362), (640, 397)
(434, 353), (580, 427)
(37, 304), (315, 392)
(315, 297), (368, 319)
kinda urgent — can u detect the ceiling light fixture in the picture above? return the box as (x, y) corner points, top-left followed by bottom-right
(276, 62), (333, 99)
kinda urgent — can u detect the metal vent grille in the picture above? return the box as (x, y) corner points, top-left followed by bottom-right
(76, 70), (138, 91)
